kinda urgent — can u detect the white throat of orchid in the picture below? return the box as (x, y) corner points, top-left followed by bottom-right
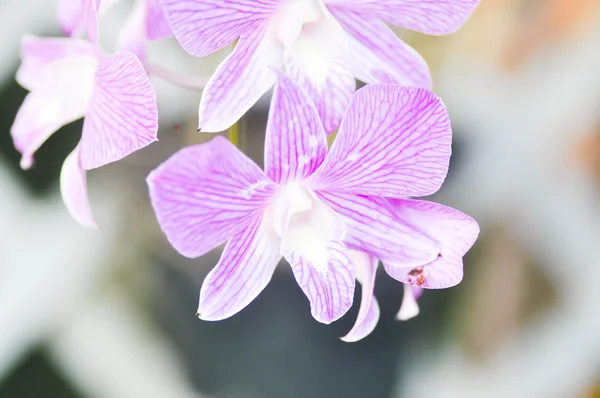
(263, 181), (346, 274)
(267, 0), (348, 86)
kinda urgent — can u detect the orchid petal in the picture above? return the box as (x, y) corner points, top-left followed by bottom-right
(80, 51), (158, 170)
(310, 85), (451, 198)
(147, 136), (276, 258)
(264, 71), (328, 184)
(160, 0), (284, 57)
(198, 25), (279, 132)
(384, 199), (479, 288)
(118, 0), (149, 60)
(60, 145), (98, 228)
(16, 36), (96, 91)
(317, 192), (440, 266)
(341, 251), (380, 342)
(329, 8), (430, 88)
(287, 241), (355, 324)
(11, 55), (98, 170)
(286, 59), (355, 134)
(326, 0), (480, 35)
(397, 285), (423, 321)
(146, 0), (172, 40)
(280, 194), (355, 324)
(57, 0), (100, 42)
(198, 214), (281, 321)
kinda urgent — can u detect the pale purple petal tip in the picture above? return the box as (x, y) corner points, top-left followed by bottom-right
(147, 136), (275, 259)
(198, 215), (281, 321)
(80, 51), (158, 170)
(341, 251), (380, 342)
(60, 146), (98, 228)
(397, 284), (421, 321)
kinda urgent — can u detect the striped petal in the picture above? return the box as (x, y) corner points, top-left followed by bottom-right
(197, 214), (281, 321)
(11, 54), (98, 169)
(317, 192), (440, 266)
(384, 199), (479, 288)
(80, 51), (158, 170)
(264, 71), (328, 184)
(147, 136), (276, 258)
(326, 0), (480, 35)
(310, 84), (452, 198)
(286, 59), (355, 134)
(16, 36), (96, 91)
(160, 0), (284, 57)
(329, 8), (430, 88)
(341, 251), (380, 342)
(60, 145), (98, 228)
(198, 25), (280, 132)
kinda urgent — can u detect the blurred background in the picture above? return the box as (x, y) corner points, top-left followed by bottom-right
(1, 0), (600, 397)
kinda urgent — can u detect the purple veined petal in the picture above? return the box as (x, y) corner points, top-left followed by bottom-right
(383, 199), (480, 289)
(328, 7), (430, 88)
(309, 84), (452, 198)
(80, 51), (158, 170)
(341, 250), (380, 342)
(11, 55), (99, 170)
(60, 145), (98, 228)
(146, 0), (172, 40)
(160, 0), (284, 57)
(16, 36), (96, 91)
(325, 0), (480, 35)
(286, 241), (355, 324)
(58, 0), (100, 42)
(198, 25), (280, 132)
(396, 285), (423, 321)
(198, 213), (282, 321)
(278, 192), (355, 324)
(316, 192), (440, 266)
(264, 70), (328, 184)
(148, 136), (276, 258)
(286, 58), (356, 134)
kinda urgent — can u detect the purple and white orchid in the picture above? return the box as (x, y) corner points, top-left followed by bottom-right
(11, 33), (158, 227)
(147, 71), (475, 327)
(160, 0), (480, 133)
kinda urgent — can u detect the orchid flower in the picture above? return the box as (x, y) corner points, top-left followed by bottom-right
(147, 71), (463, 325)
(160, 0), (480, 133)
(11, 34), (158, 227)
(341, 200), (479, 342)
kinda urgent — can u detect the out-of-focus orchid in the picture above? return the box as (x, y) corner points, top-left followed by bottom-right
(11, 35), (158, 227)
(341, 201), (479, 342)
(148, 72), (460, 325)
(59, 0), (172, 60)
(160, 0), (480, 133)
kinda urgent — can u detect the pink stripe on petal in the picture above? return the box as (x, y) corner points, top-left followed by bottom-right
(326, 0), (480, 35)
(310, 85), (452, 198)
(198, 214), (281, 321)
(80, 51), (158, 170)
(286, 59), (355, 134)
(384, 199), (479, 289)
(287, 241), (355, 324)
(147, 136), (275, 258)
(316, 192), (440, 266)
(341, 251), (380, 342)
(198, 25), (280, 132)
(264, 71), (328, 184)
(160, 0), (284, 57)
(17, 36), (96, 91)
(329, 8), (430, 88)
(60, 145), (98, 228)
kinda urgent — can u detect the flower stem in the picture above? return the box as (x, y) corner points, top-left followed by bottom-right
(147, 63), (209, 91)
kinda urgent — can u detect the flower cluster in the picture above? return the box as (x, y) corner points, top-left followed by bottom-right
(11, 0), (480, 341)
